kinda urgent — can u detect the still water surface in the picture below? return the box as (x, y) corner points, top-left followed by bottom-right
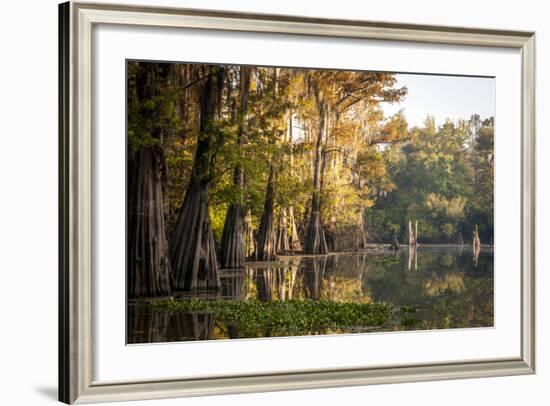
(128, 247), (493, 343)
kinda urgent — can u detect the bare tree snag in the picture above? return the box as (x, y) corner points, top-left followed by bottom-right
(473, 224), (481, 267)
(408, 220), (418, 247)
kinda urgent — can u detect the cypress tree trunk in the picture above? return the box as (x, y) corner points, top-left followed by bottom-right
(170, 184), (220, 290)
(356, 210), (367, 250)
(244, 210), (255, 258)
(257, 165), (277, 260)
(127, 62), (172, 298)
(288, 207), (302, 252)
(220, 67), (251, 269)
(220, 203), (245, 268)
(276, 208), (290, 253)
(170, 66), (224, 291)
(286, 113), (302, 253)
(305, 99), (328, 254)
(128, 147), (172, 298)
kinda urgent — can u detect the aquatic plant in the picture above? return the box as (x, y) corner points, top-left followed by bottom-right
(149, 298), (392, 338)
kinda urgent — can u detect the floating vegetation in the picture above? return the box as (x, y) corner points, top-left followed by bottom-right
(149, 298), (393, 338)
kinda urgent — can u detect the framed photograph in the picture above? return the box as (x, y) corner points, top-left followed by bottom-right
(59, 1), (535, 403)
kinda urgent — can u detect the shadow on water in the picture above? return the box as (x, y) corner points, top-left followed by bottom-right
(128, 246), (493, 343)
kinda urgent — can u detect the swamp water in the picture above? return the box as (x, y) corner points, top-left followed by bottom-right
(128, 246), (493, 343)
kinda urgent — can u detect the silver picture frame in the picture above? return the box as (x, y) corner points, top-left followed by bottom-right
(59, 1), (536, 403)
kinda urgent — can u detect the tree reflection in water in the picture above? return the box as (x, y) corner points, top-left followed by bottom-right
(303, 256), (328, 300)
(221, 269), (247, 299)
(127, 247), (493, 343)
(364, 247), (493, 330)
(127, 306), (215, 343)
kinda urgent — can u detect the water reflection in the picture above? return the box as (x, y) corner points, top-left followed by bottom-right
(128, 307), (216, 343)
(473, 243), (481, 268)
(408, 246), (417, 271)
(128, 247), (493, 343)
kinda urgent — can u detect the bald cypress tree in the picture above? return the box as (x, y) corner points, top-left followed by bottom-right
(170, 66), (225, 291)
(127, 62), (172, 298)
(220, 67), (252, 269)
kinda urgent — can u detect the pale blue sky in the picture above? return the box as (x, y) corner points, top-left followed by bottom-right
(381, 73), (495, 127)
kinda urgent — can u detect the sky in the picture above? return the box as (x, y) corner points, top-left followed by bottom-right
(381, 73), (495, 127)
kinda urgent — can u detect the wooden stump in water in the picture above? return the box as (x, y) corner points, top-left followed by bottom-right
(408, 220), (418, 247)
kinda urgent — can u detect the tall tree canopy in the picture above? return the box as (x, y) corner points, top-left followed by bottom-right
(127, 61), (494, 295)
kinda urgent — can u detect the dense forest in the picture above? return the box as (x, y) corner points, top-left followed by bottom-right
(126, 61), (494, 298)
